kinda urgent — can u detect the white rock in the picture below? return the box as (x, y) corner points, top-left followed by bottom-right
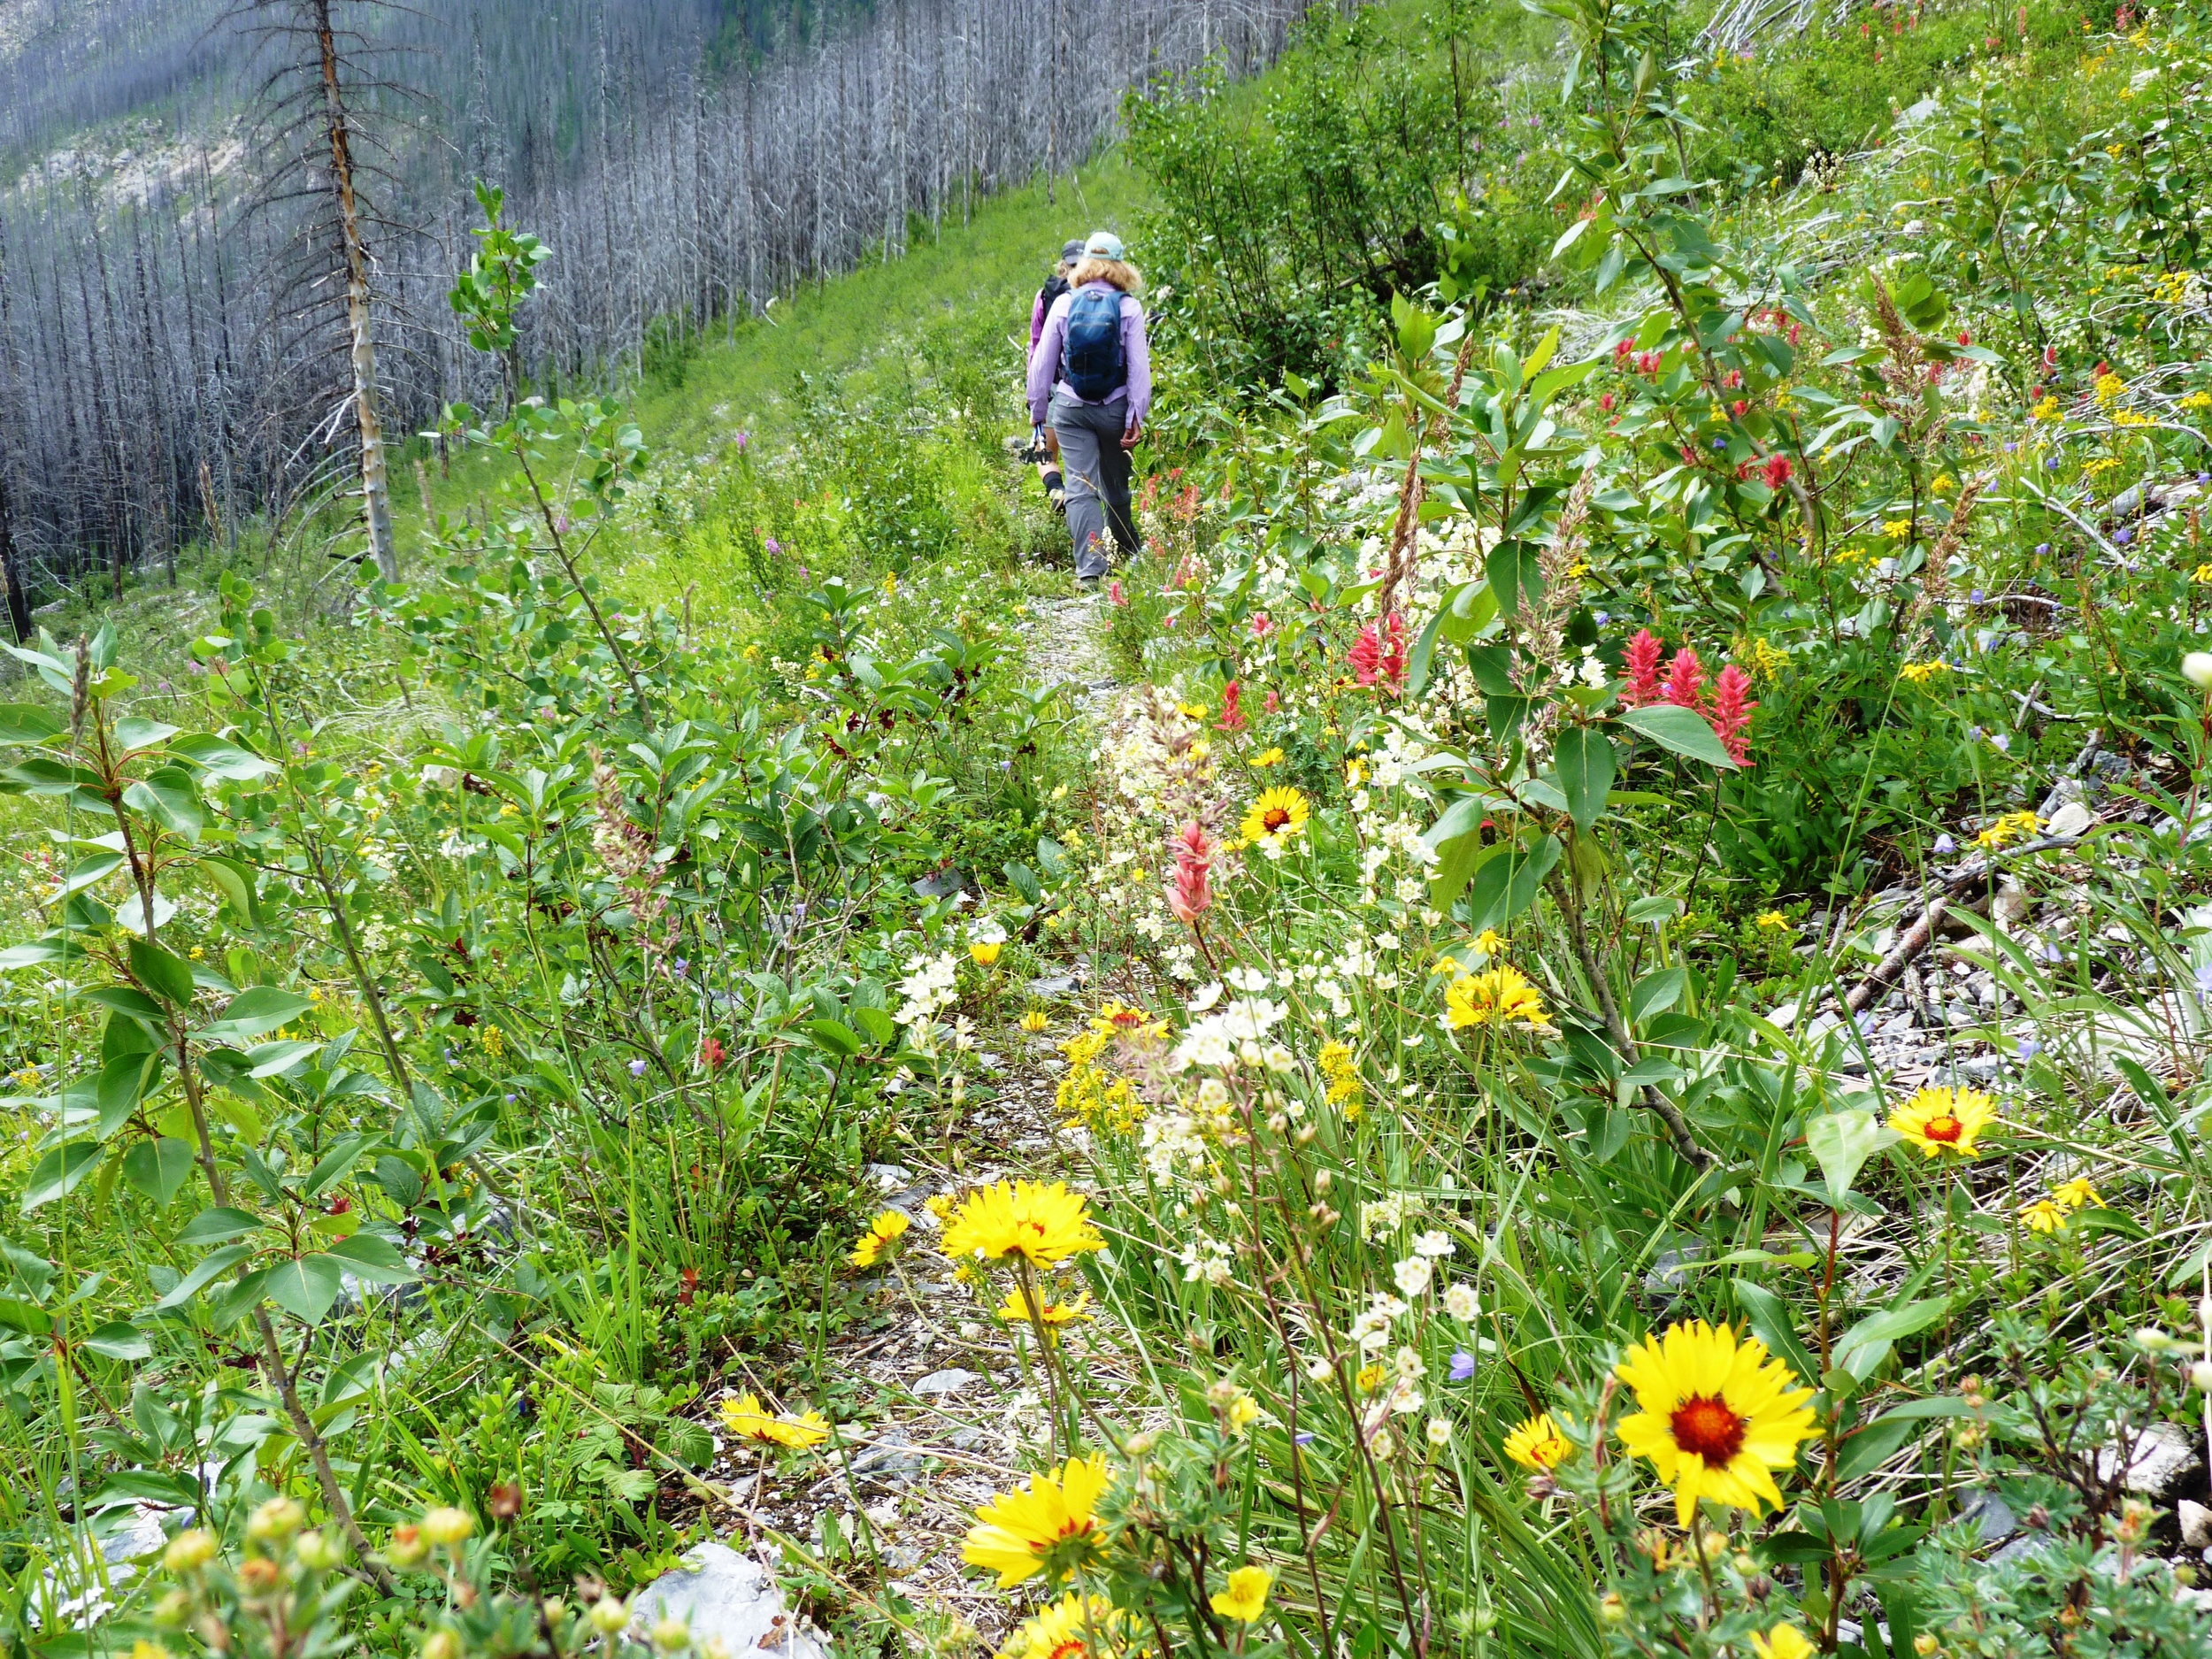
(2179, 1498), (2212, 1550)
(2093, 1421), (2200, 1495)
(913, 1368), (980, 1397)
(2045, 800), (2094, 840)
(628, 1542), (824, 1659)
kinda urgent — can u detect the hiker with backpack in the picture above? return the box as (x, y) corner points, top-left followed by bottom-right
(1025, 239), (1086, 514)
(1026, 231), (1150, 588)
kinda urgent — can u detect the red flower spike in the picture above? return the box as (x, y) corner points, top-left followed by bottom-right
(1623, 629), (1665, 708)
(1348, 622), (1383, 687)
(1763, 454), (1793, 488)
(1219, 680), (1248, 733)
(1168, 820), (1214, 925)
(1709, 664), (1757, 764)
(1663, 646), (1706, 712)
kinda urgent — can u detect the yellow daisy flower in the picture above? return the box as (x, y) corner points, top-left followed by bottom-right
(1240, 787), (1310, 849)
(1614, 1320), (1818, 1526)
(2019, 1198), (2070, 1233)
(1751, 1624), (1815, 1659)
(718, 1393), (832, 1449)
(1886, 1086), (1998, 1159)
(1021, 1010), (1051, 1033)
(1755, 910), (1789, 931)
(994, 1286), (1094, 1326)
(998, 1591), (1120, 1659)
(1444, 965), (1553, 1030)
(1502, 1412), (1573, 1470)
(2051, 1176), (2102, 1210)
(849, 1209), (911, 1269)
(962, 1455), (1111, 1587)
(1252, 748), (1286, 767)
(1209, 1565), (1272, 1623)
(941, 1179), (1106, 1268)
(1473, 928), (1507, 958)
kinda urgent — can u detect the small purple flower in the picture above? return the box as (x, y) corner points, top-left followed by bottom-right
(2003, 442), (2017, 453)
(1969, 588), (1985, 604)
(1294, 1432), (1316, 1446)
(2200, 472), (2209, 484)
(1594, 610), (1610, 626)
(1934, 833), (1956, 855)
(1711, 436), (1728, 451)
(629, 1058), (649, 1078)
(503, 1093), (517, 1103)
(734, 429), (751, 451)
(2035, 541), (2051, 555)
(1449, 1350), (1477, 1381)
(1990, 732), (2011, 753)
(673, 958), (689, 974)
(2115, 526), (2134, 545)
(764, 537), (782, 555)
(2016, 1037), (2041, 1061)
(2194, 963), (2212, 996)
(2046, 456), (2061, 470)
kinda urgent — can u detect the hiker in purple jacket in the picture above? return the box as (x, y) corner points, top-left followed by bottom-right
(1027, 230), (1151, 587)
(1025, 239), (1085, 513)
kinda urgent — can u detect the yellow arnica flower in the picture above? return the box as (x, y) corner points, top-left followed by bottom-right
(1445, 964), (1553, 1030)
(1886, 1086), (1997, 1159)
(1473, 928), (1507, 958)
(995, 1286), (1093, 1325)
(1898, 661), (1952, 683)
(1241, 787), (1310, 848)
(999, 1591), (1119, 1659)
(1755, 910), (1788, 932)
(849, 1209), (911, 1268)
(1751, 1624), (1815, 1659)
(719, 1394), (832, 1449)
(1020, 1010), (1050, 1033)
(1252, 747), (1285, 767)
(941, 1179), (1106, 1267)
(962, 1455), (1111, 1587)
(1210, 1564), (1273, 1623)
(971, 941), (1004, 966)
(1614, 1320), (1818, 1527)
(2052, 1176), (2101, 1210)
(1502, 1412), (1573, 1470)
(2020, 1198), (2070, 1234)
(1974, 810), (2041, 850)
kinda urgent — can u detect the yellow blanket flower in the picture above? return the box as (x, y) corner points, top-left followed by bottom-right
(1614, 1320), (1817, 1527)
(718, 1393), (831, 1449)
(1445, 964), (1553, 1030)
(1240, 786), (1310, 849)
(1886, 1085), (1997, 1159)
(962, 1455), (1110, 1586)
(941, 1179), (1106, 1268)
(1502, 1412), (1574, 1470)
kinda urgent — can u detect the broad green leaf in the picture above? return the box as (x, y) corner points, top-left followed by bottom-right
(324, 1233), (416, 1285)
(262, 1255), (346, 1324)
(1805, 1109), (1891, 1202)
(1835, 1411), (1926, 1481)
(113, 718), (180, 752)
(0, 1298), (52, 1335)
(82, 1321), (152, 1362)
(22, 1141), (102, 1211)
(1486, 541), (1543, 618)
(1617, 703), (1739, 770)
(302, 1135), (369, 1201)
(806, 1019), (861, 1059)
(1554, 728), (1616, 833)
(94, 1052), (159, 1140)
(1428, 833), (1498, 913)
(243, 1040), (322, 1078)
(128, 940), (197, 1008)
(1465, 834), (1563, 933)
(120, 1138), (196, 1209)
(849, 1007), (896, 1048)
(120, 767), (204, 840)
(175, 1207), (263, 1247)
(1629, 967), (1686, 1026)
(1835, 1296), (1951, 1381)
(193, 987), (313, 1042)
(169, 733), (280, 780)
(150, 1243), (255, 1312)
(0, 703), (64, 744)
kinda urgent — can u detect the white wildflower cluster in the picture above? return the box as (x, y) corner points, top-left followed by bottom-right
(893, 951), (958, 1033)
(1348, 1292), (1408, 1355)
(1178, 1233), (1233, 1286)
(1170, 996), (1288, 1072)
(1141, 1110), (1211, 1183)
(1359, 1192), (1417, 1243)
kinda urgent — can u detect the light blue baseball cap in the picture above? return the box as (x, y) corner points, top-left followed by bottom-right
(1082, 230), (1126, 261)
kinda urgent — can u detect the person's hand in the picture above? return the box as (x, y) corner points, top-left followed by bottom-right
(1121, 419), (1143, 449)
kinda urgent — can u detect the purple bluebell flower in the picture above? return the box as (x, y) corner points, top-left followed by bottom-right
(1594, 611), (1610, 626)
(1934, 833), (1956, 855)
(1294, 1432), (1316, 1446)
(629, 1058), (649, 1078)
(2194, 963), (2212, 997)
(1712, 436), (1728, 450)
(674, 958), (689, 974)
(503, 1093), (517, 1103)
(1449, 1350), (1477, 1381)
(2046, 456), (2061, 469)
(764, 537), (782, 556)
(1969, 588), (1985, 604)
(2003, 442), (2016, 453)
(2035, 542), (2051, 555)
(2115, 526), (2133, 545)
(2016, 1037), (2041, 1061)
(1991, 732), (2011, 753)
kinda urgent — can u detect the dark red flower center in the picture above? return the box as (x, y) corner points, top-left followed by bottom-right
(1922, 1114), (1963, 1142)
(1262, 807), (1291, 832)
(1670, 1395), (1747, 1463)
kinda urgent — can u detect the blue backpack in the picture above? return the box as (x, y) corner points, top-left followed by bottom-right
(1061, 288), (1126, 401)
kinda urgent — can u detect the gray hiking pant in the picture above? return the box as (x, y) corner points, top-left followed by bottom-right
(1049, 393), (1136, 580)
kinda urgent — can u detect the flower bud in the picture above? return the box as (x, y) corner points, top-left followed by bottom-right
(2186, 652), (2212, 690)
(163, 1529), (219, 1574)
(420, 1630), (462, 1659)
(588, 1596), (632, 1635)
(651, 1617), (692, 1655)
(420, 1507), (475, 1549)
(247, 1496), (305, 1542)
(237, 1558), (282, 1595)
(153, 1590), (192, 1626)
(1597, 1593), (1627, 1625)
(385, 1525), (430, 1570)
(292, 1530), (343, 1571)
(1914, 1636), (1939, 1657)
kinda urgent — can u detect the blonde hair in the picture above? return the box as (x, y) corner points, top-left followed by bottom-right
(1071, 257), (1141, 295)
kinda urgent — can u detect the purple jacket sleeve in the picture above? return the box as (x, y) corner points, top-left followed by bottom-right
(1028, 291), (1047, 357)
(1122, 296), (1152, 429)
(1027, 296), (1067, 427)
